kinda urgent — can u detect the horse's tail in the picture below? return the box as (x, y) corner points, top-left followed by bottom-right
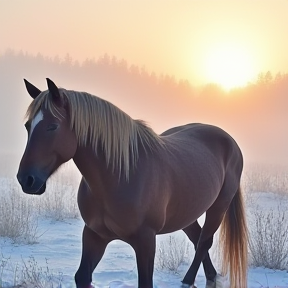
(220, 186), (248, 288)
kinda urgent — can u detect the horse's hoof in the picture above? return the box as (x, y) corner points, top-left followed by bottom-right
(205, 273), (227, 288)
(215, 274), (226, 288)
(205, 279), (216, 288)
(181, 284), (196, 288)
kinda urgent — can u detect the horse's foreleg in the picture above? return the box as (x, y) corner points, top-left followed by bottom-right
(130, 229), (156, 288)
(75, 225), (109, 288)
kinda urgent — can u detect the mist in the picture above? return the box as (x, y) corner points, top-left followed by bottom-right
(0, 50), (287, 176)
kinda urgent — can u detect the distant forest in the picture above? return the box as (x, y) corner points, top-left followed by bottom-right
(0, 49), (287, 169)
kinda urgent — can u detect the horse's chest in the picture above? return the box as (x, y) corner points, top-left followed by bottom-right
(78, 195), (141, 239)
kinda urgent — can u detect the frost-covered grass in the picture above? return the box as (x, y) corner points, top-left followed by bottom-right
(0, 179), (39, 244)
(0, 163), (81, 243)
(242, 163), (288, 196)
(1, 164), (288, 287)
(241, 165), (288, 270)
(155, 234), (192, 273)
(17, 256), (63, 288)
(246, 194), (288, 270)
(0, 254), (63, 288)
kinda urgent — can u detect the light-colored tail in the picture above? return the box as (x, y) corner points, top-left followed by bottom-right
(220, 187), (248, 288)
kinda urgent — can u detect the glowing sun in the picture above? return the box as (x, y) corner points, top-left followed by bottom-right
(203, 43), (256, 90)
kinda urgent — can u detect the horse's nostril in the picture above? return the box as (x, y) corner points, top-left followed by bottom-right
(26, 175), (35, 187)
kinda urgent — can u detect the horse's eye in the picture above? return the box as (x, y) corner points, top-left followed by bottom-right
(24, 121), (31, 131)
(47, 123), (59, 131)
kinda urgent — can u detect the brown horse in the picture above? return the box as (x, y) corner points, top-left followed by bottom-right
(17, 78), (248, 288)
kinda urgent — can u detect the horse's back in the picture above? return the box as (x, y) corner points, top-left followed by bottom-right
(161, 123), (242, 166)
(160, 123), (200, 136)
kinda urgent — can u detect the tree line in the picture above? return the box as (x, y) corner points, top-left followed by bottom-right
(0, 49), (287, 167)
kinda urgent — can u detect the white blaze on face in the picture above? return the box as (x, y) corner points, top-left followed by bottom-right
(29, 110), (44, 141)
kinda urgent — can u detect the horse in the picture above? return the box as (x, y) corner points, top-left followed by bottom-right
(17, 78), (248, 288)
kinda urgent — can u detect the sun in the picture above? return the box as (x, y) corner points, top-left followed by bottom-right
(203, 42), (256, 90)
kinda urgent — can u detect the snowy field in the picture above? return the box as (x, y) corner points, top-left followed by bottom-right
(1, 173), (288, 287)
(1, 217), (288, 288)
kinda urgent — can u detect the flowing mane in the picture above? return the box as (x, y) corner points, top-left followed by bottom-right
(26, 89), (165, 179)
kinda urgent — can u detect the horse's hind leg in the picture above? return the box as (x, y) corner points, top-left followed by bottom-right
(75, 226), (110, 288)
(183, 221), (217, 282)
(182, 195), (232, 287)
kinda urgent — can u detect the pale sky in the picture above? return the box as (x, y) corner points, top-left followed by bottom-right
(1, 0), (288, 87)
(0, 0), (288, 171)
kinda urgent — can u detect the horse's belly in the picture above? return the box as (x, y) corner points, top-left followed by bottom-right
(159, 188), (219, 234)
(159, 212), (203, 234)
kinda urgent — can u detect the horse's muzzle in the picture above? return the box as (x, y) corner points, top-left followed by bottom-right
(17, 172), (47, 195)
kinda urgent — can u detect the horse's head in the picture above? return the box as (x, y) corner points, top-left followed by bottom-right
(17, 78), (77, 195)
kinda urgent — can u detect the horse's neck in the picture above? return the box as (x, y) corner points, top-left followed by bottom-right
(72, 136), (158, 195)
(72, 145), (119, 195)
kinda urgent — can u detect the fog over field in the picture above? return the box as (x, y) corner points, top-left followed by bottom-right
(1, 1), (288, 175)
(0, 50), (287, 177)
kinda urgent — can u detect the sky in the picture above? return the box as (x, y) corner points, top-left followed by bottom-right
(0, 0), (287, 171)
(1, 0), (288, 88)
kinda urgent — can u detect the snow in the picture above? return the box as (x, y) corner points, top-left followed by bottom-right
(1, 215), (288, 288)
(0, 189), (288, 288)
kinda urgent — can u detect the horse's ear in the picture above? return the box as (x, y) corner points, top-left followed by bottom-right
(46, 78), (61, 100)
(24, 79), (42, 99)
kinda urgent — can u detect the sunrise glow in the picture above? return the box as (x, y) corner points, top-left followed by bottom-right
(203, 43), (256, 90)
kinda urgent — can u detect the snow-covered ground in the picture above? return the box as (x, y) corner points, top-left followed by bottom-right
(1, 213), (288, 288)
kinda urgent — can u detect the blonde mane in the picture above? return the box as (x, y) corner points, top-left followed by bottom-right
(26, 89), (165, 179)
